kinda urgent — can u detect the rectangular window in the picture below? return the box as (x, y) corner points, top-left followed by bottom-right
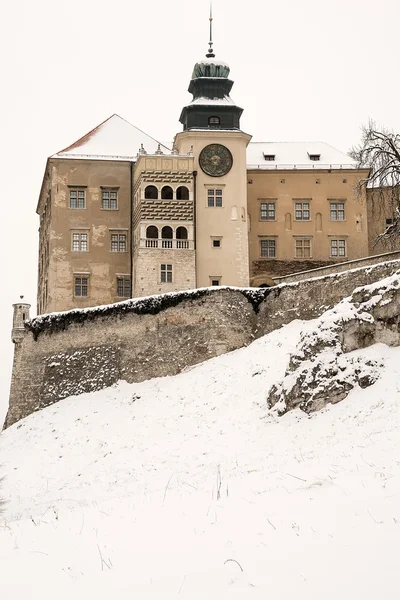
(212, 239), (221, 248)
(294, 200), (311, 221)
(260, 202), (276, 221)
(207, 188), (223, 207)
(329, 201), (345, 221)
(110, 233), (127, 252)
(331, 239), (346, 257)
(295, 238), (311, 258)
(69, 189), (85, 209)
(160, 264), (172, 283)
(117, 277), (131, 298)
(260, 239), (276, 258)
(74, 276), (88, 297)
(72, 232), (88, 252)
(210, 278), (221, 286)
(102, 190), (118, 210)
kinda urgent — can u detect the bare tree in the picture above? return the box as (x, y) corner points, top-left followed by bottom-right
(350, 121), (400, 242)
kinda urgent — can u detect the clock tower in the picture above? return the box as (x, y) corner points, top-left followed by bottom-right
(175, 15), (251, 288)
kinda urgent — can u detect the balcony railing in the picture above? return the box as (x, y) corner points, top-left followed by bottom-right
(141, 238), (194, 250)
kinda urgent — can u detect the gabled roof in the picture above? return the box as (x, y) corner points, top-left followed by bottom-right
(52, 114), (171, 161)
(247, 141), (358, 170)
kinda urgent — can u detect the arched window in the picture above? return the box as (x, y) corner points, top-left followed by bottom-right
(144, 185), (158, 199)
(161, 186), (173, 200)
(161, 226), (173, 249)
(176, 186), (189, 200)
(161, 226), (173, 239)
(209, 116), (220, 126)
(176, 226), (188, 240)
(146, 226), (158, 239)
(145, 225), (158, 248)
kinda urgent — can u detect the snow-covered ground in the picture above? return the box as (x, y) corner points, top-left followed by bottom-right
(1, 317), (400, 599)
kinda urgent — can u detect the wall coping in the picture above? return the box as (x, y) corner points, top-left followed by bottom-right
(273, 251), (400, 284)
(26, 287), (269, 340)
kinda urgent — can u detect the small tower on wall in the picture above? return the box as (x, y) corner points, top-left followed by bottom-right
(12, 297), (31, 344)
(175, 10), (251, 288)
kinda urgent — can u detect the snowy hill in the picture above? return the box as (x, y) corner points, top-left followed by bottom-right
(1, 309), (400, 598)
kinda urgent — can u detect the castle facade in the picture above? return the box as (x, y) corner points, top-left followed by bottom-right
(36, 40), (377, 315)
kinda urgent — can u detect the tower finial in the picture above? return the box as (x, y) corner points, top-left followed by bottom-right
(206, 3), (215, 58)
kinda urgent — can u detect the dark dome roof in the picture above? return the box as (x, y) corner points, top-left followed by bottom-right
(192, 57), (230, 79)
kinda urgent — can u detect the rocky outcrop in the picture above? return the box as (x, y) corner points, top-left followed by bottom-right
(268, 271), (400, 414)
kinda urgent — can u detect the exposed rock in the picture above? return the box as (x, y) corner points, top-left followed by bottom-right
(268, 271), (400, 414)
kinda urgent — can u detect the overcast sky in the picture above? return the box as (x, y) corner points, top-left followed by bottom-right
(1, 0), (399, 424)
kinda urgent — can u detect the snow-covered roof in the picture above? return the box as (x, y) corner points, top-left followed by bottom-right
(189, 95), (236, 106)
(247, 141), (358, 170)
(52, 114), (171, 161)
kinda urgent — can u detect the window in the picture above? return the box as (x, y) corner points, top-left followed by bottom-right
(209, 116), (220, 125)
(110, 233), (127, 252)
(331, 239), (346, 257)
(101, 189), (118, 210)
(295, 238), (311, 258)
(330, 201), (345, 221)
(69, 189), (85, 209)
(309, 154), (321, 161)
(161, 186), (173, 200)
(74, 276), (88, 297)
(117, 277), (131, 298)
(210, 278), (221, 286)
(176, 186), (189, 200)
(207, 188), (223, 207)
(72, 232), (88, 252)
(160, 264), (172, 283)
(294, 200), (311, 221)
(146, 226), (158, 248)
(260, 239), (276, 258)
(176, 227), (189, 249)
(146, 225), (158, 238)
(263, 154), (275, 161)
(212, 239), (221, 248)
(260, 202), (276, 221)
(144, 185), (158, 199)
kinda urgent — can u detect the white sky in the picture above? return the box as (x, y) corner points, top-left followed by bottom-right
(1, 0), (399, 424)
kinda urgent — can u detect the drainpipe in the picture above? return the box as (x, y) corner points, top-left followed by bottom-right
(130, 161), (134, 297)
(193, 170), (198, 288)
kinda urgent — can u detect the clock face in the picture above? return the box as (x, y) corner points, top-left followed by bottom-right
(199, 144), (233, 177)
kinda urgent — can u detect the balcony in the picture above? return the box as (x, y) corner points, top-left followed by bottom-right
(142, 238), (193, 250)
(142, 225), (193, 250)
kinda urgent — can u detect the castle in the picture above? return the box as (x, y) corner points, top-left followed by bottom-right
(32, 17), (398, 316)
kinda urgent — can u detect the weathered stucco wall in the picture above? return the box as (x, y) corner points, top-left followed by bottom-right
(5, 259), (400, 429)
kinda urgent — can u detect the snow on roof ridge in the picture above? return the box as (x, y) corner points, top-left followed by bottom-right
(52, 113), (170, 159)
(250, 140), (335, 145)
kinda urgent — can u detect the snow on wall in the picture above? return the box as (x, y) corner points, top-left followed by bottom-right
(5, 260), (400, 429)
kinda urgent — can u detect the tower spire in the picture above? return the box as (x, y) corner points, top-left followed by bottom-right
(206, 3), (215, 58)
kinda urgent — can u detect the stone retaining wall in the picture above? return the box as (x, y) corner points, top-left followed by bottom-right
(5, 259), (400, 428)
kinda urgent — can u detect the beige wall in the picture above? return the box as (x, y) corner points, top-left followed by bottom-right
(367, 188), (400, 255)
(37, 158), (132, 313)
(247, 168), (370, 281)
(175, 130), (251, 288)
